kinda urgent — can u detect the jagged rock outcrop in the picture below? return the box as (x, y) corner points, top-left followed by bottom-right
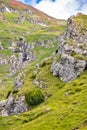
(9, 52), (35, 75)
(0, 96), (28, 116)
(14, 73), (25, 89)
(34, 38), (58, 48)
(9, 38), (35, 75)
(51, 13), (87, 82)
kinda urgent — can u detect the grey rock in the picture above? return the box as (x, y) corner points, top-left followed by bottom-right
(1, 109), (8, 117)
(8, 38), (35, 75)
(0, 58), (7, 65)
(14, 74), (23, 89)
(34, 63), (40, 68)
(51, 14), (87, 82)
(0, 100), (6, 110)
(51, 53), (86, 82)
(51, 62), (61, 76)
(33, 79), (39, 86)
(9, 55), (20, 74)
(0, 96), (28, 116)
(11, 42), (16, 47)
(8, 46), (16, 52)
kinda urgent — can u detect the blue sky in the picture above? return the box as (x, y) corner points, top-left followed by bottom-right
(19, 0), (87, 19)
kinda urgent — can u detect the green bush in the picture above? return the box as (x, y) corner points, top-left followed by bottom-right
(25, 89), (44, 106)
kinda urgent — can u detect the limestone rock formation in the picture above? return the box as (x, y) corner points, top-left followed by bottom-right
(51, 13), (87, 82)
(14, 72), (25, 89)
(9, 38), (35, 75)
(0, 96), (28, 117)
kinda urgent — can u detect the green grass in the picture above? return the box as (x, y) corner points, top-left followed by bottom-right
(0, 19), (62, 101)
(74, 14), (87, 30)
(0, 59), (87, 130)
(0, 6), (87, 130)
(70, 50), (87, 61)
(0, 10), (64, 101)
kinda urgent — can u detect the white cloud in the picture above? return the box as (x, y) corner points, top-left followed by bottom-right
(35, 0), (87, 19)
(19, 0), (87, 19)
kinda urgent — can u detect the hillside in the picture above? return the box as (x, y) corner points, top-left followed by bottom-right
(0, 0), (65, 101)
(0, 0), (65, 45)
(0, 0), (87, 130)
(0, 0), (65, 24)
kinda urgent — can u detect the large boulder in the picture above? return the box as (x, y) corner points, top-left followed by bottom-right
(51, 54), (86, 82)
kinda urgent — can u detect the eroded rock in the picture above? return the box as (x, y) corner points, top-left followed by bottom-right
(0, 96), (27, 117)
(51, 14), (87, 82)
(14, 73), (24, 89)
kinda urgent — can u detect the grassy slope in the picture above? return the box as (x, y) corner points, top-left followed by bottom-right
(0, 8), (65, 100)
(0, 0), (66, 25)
(0, 59), (87, 130)
(0, 6), (87, 130)
(74, 14), (87, 29)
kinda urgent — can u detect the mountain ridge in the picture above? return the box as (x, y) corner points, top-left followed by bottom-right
(0, 0), (65, 25)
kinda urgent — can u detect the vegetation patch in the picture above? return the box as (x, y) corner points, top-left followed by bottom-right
(25, 89), (44, 106)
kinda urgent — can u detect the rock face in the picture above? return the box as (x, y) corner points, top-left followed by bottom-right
(9, 38), (35, 75)
(51, 13), (87, 82)
(0, 96), (28, 116)
(14, 73), (24, 89)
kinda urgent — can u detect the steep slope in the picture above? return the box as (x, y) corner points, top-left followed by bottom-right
(0, 0), (65, 101)
(0, 0), (65, 44)
(0, 0), (65, 25)
(0, 48), (87, 130)
(0, 13), (87, 130)
(0, 0), (64, 44)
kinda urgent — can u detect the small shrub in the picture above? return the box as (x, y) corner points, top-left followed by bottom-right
(25, 89), (44, 106)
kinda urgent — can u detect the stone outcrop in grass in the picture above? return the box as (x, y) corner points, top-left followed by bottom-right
(0, 96), (27, 116)
(51, 13), (87, 82)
